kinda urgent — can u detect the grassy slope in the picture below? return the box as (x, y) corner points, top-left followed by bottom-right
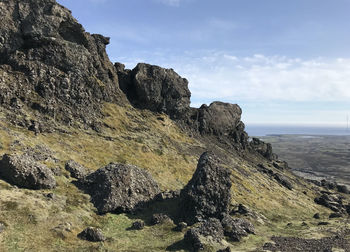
(0, 103), (348, 251)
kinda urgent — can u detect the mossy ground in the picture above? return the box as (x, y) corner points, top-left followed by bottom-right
(0, 103), (349, 251)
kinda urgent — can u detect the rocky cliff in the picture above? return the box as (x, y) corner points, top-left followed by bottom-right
(0, 0), (125, 131)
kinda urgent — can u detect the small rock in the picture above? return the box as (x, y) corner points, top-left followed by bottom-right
(237, 204), (249, 215)
(151, 213), (172, 225)
(317, 222), (329, 226)
(78, 227), (105, 242)
(174, 222), (187, 232)
(184, 218), (224, 252)
(131, 221), (145, 230)
(217, 247), (231, 252)
(0, 223), (6, 233)
(329, 212), (342, 219)
(65, 160), (89, 179)
(45, 193), (56, 200)
(313, 213), (320, 219)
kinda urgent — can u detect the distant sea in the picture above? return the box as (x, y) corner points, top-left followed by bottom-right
(245, 124), (350, 137)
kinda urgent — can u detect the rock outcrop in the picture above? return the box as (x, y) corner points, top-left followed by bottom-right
(0, 0), (124, 129)
(78, 162), (160, 214)
(115, 62), (191, 119)
(180, 152), (232, 225)
(115, 63), (270, 152)
(0, 153), (56, 189)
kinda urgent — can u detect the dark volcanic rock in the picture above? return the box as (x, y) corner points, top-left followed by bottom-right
(337, 184), (349, 194)
(131, 220), (145, 230)
(0, 0), (124, 129)
(273, 173), (293, 190)
(78, 163), (160, 214)
(220, 214), (255, 241)
(151, 213), (173, 225)
(313, 213), (320, 219)
(250, 138), (277, 160)
(65, 160), (88, 179)
(78, 227), (105, 242)
(193, 102), (242, 136)
(184, 218), (224, 252)
(115, 62), (191, 119)
(0, 153), (56, 189)
(217, 247), (231, 252)
(180, 152), (232, 225)
(174, 222), (188, 232)
(314, 192), (345, 213)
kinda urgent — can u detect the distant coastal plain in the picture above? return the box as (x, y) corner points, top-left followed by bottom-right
(258, 133), (350, 186)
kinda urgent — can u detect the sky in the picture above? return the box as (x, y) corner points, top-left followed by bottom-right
(57, 0), (350, 126)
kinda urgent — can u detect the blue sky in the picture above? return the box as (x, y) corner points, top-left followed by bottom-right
(57, 0), (350, 126)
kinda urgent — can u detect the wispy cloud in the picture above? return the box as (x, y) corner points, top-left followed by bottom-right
(154, 0), (181, 7)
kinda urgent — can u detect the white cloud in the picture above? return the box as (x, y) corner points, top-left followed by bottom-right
(155, 0), (181, 7)
(161, 53), (350, 103)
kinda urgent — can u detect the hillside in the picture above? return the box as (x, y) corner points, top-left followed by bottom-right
(0, 0), (349, 251)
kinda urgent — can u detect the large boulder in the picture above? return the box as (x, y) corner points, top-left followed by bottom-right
(180, 152), (232, 225)
(0, 0), (124, 129)
(78, 163), (160, 214)
(0, 153), (56, 189)
(188, 102), (249, 148)
(115, 62), (191, 119)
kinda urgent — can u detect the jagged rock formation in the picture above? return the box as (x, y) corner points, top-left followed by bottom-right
(115, 62), (191, 119)
(0, 153), (56, 189)
(115, 63), (269, 152)
(0, 0), (124, 130)
(180, 152), (232, 225)
(78, 162), (160, 214)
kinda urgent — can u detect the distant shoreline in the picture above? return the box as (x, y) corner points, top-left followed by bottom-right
(246, 124), (350, 137)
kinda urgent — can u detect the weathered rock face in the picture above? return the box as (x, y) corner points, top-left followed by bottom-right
(0, 153), (56, 189)
(78, 163), (160, 214)
(189, 102), (249, 147)
(0, 0), (124, 128)
(115, 63), (191, 119)
(180, 152), (232, 225)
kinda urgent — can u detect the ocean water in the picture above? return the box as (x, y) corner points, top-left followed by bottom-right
(245, 124), (350, 137)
